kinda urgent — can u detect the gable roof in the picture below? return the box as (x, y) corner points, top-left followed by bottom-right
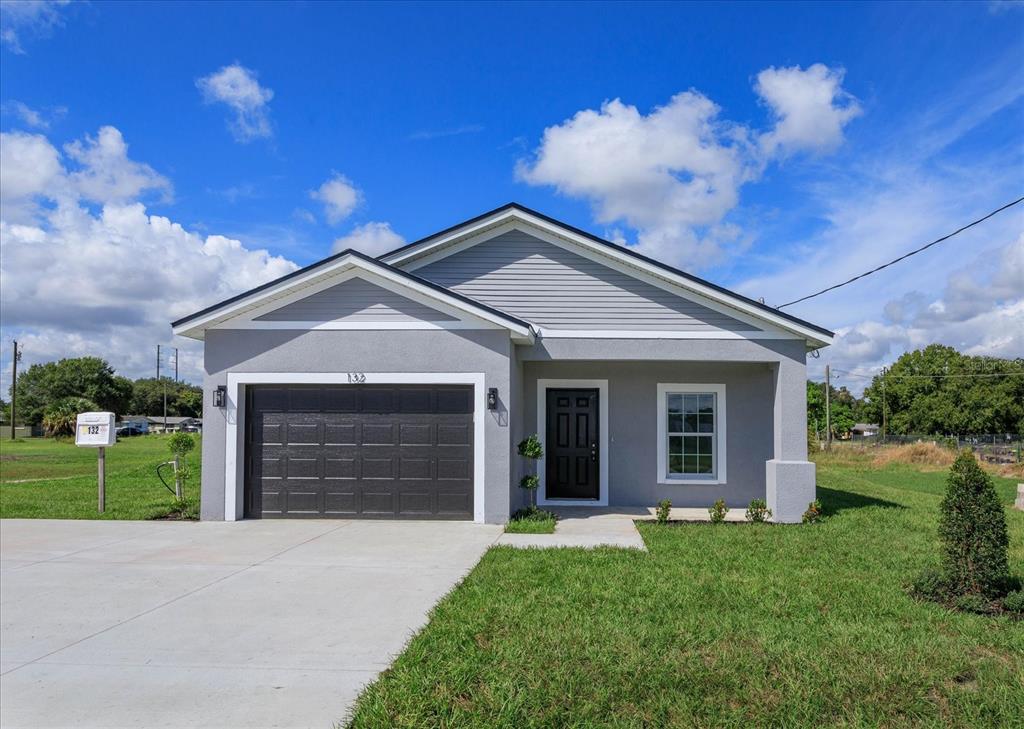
(171, 248), (535, 342)
(379, 203), (833, 346)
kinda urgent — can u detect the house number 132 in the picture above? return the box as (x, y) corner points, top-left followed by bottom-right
(347, 372), (366, 383)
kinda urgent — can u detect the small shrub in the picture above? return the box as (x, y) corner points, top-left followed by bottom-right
(1002, 590), (1024, 614)
(953, 593), (992, 615)
(517, 434), (544, 460)
(167, 432), (196, 457)
(745, 498), (772, 523)
(708, 498), (729, 524)
(519, 474), (539, 490)
(938, 451), (1010, 598)
(655, 499), (672, 524)
(802, 500), (823, 524)
(910, 566), (951, 602)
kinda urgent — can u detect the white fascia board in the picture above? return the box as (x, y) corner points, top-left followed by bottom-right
(385, 208), (832, 347)
(172, 253), (534, 343)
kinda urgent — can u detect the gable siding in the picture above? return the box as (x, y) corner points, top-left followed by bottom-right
(254, 278), (457, 322)
(415, 231), (758, 331)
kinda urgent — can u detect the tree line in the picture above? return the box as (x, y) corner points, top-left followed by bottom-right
(809, 345), (1024, 439)
(3, 356), (202, 427)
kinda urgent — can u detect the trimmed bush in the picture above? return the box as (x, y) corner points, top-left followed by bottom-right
(937, 450), (1010, 598)
(909, 566), (951, 602)
(708, 499), (729, 524)
(1002, 590), (1024, 614)
(167, 432), (196, 457)
(655, 499), (671, 524)
(745, 499), (772, 523)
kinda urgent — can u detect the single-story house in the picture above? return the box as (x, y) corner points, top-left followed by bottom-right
(122, 416), (202, 434)
(172, 204), (833, 524)
(851, 423), (880, 437)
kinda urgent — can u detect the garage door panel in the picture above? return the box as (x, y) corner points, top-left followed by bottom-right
(247, 385), (474, 519)
(399, 423), (433, 445)
(325, 423), (357, 445)
(324, 457), (357, 479)
(399, 457), (433, 480)
(361, 423), (396, 445)
(324, 490), (358, 514)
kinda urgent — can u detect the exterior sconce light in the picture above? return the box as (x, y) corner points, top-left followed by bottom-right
(487, 387), (498, 410)
(213, 385), (227, 408)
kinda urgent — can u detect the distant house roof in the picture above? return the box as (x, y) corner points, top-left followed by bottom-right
(852, 423), (879, 431)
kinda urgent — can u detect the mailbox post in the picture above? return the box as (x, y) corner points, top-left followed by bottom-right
(75, 412), (116, 513)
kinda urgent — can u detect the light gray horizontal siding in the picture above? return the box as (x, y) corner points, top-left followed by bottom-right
(415, 231), (758, 331)
(255, 278), (456, 322)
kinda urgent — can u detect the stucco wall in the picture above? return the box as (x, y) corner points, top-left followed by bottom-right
(521, 359), (777, 508)
(200, 328), (513, 523)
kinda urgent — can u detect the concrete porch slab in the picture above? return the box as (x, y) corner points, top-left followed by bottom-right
(496, 508), (647, 550)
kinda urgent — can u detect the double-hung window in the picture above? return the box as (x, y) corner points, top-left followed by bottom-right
(657, 384), (726, 484)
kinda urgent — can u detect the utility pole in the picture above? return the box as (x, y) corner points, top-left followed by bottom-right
(157, 344), (167, 433)
(824, 364), (832, 450)
(881, 367), (888, 442)
(10, 341), (20, 440)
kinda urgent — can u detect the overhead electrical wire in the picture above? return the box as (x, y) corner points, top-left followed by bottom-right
(777, 196), (1024, 309)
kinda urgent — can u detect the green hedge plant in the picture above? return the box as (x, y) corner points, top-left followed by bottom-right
(708, 499), (728, 524)
(745, 499), (772, 523)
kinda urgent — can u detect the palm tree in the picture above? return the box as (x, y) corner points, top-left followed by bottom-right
(42, 397), (99, 437)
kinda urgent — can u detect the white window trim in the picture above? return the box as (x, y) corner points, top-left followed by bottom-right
(656, 383), (727, 485)
(222, 372), (487, 523)
(536, 379), (609, 507)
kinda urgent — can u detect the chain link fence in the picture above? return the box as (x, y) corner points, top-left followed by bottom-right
(848, 433), (1023, 465)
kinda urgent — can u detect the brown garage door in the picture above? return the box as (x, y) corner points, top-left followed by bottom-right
(245, 384), (474, 519)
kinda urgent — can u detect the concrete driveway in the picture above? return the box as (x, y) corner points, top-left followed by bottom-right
(0, 518), (501, 728)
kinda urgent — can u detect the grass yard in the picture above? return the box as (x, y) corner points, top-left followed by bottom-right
(0, 435), (201, 520)
(346, 453), (1024, 728)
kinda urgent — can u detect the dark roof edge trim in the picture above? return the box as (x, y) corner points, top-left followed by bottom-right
(171, 247), (533, 333)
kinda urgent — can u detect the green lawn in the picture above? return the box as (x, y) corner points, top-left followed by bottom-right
(345, 457), (1024, 728)
(0, 435), (201, 520)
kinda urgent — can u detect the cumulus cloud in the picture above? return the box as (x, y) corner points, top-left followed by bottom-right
(64, 126), (172, 205)
(0, 0), (70, 53)
(517, 63), (859, 268)
(311, 173), (361, 225)
(331, 221), (405, 257)
(0, 126), (297, 389)
(196, 63), (274, 142)
(755, 64), (862, 157)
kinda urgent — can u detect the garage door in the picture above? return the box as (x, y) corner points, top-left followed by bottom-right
(245, 384), (474, 519)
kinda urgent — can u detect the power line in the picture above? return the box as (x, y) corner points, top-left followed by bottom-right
(831, 369), (1023, 380)
(777, 196), (1024, 309)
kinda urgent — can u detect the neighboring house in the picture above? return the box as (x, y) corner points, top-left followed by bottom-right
(851, 423), (880, 437)
(124, 416), (201, 433)
(118, 416), (151, 433)
(172, 204), (833, 524)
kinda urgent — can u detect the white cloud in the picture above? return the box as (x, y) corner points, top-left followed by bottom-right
(0, 100), (65, 129)
(196, 63), (274, 142)
(517, 64), (859, 269)
(331, 221), (405, 257)
(0, 126), (297, 390)
(0, 130), (64, 220)
(755, 64), (862, 157)
(310, 173), (361, 225)
(0, 0), (70, 54)
(408, 124), (484, 141)
(64, 126), (172, 205)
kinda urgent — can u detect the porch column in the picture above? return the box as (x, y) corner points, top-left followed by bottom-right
(766, 357), (816, 523)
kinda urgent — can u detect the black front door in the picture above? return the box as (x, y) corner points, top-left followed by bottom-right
(545, 388), (599, 499)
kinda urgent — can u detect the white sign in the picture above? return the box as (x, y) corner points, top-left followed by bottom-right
(75, 412), (116, 447)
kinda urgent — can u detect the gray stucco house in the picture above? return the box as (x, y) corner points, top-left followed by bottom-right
(172, 204), (832, 524)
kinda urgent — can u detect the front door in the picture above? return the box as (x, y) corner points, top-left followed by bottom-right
(545, 388), (599, 499)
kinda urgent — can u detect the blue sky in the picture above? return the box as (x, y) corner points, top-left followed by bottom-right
(1, 0), (1022, 392)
